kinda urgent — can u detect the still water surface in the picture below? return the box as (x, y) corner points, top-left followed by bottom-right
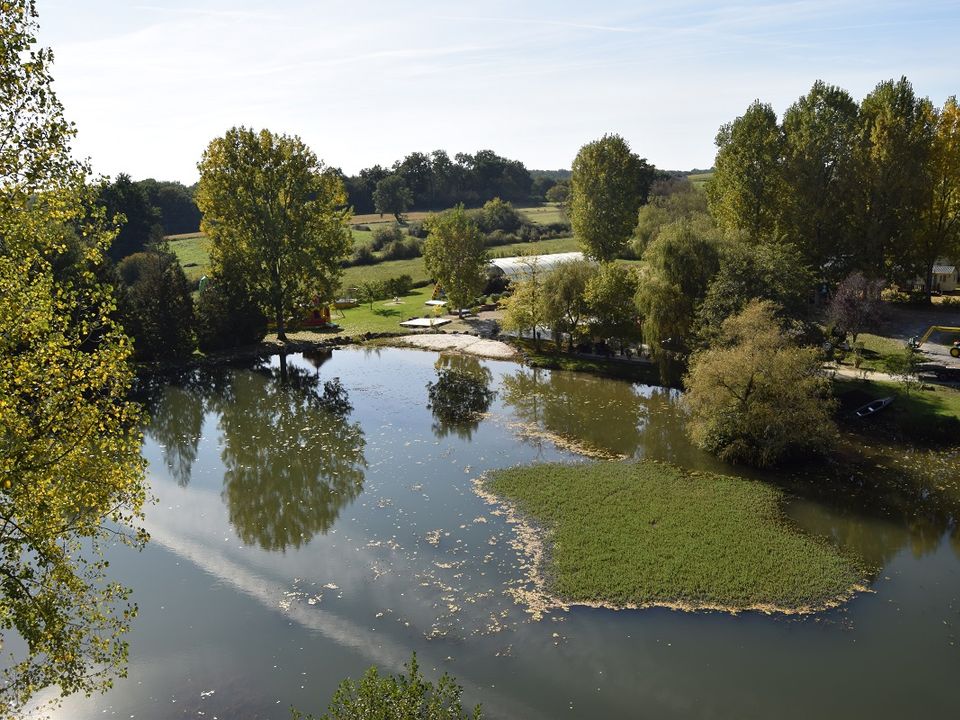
(52, 347), (958, 718)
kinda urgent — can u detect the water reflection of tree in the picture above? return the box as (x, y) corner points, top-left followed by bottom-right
(146, 384), (205, 486)
(427, 354), (495, 440)
(213, 359), (366, 552)
(501, 368), (686, 459)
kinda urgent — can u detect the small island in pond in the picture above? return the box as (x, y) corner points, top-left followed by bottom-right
(484, 459), (870, 615)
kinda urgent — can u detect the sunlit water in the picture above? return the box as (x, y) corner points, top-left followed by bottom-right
(45, 347), (958, 718)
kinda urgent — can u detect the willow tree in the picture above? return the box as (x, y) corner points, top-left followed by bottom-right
(0, 2), (147, 713)
(196, 127), (352, 341)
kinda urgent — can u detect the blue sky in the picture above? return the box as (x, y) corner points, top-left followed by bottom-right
(36, 0), (959, 183)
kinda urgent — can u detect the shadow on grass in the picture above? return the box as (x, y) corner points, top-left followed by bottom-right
(373, 307), (401, 318)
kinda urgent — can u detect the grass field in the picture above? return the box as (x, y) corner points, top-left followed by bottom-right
(517, 203), (567, 225)
(486, 460), (867, 612)
(687, 172), (713, 189)
(167, 234), (212, 283)
(331, 285), (436, 335)
(169, 232), (582, 291)
(835, 332), (905, 372)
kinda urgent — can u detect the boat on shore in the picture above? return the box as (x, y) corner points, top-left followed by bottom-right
(855, 396), (894, 418)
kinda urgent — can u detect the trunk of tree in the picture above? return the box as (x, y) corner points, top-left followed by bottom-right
(275, 306), (287, 342)
(925, 260), (935, 304)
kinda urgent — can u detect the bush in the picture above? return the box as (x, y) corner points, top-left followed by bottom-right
(384, 274), (413, 297)
(475, 197), (521, 234)
(371, 224), (404, 251)
(406, 221), (428, 238)
(937, 295), (960, 308)
(382, 238), (422, 260)
(195, 273), (267, 352)
(483, 229), (519, 247)
(292, 653), (481, 720)
(350, 245), (378, 266)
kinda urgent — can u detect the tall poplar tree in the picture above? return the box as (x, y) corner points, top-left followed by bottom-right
(779, 81), (860, 280)
(707, 101), (784, 242)
(0, 2), (147, 712)
(570, 134), (654, 261)
(916, 96), (960, 299)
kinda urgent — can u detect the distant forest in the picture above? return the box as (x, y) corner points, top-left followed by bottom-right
(101, 149), (710, 246)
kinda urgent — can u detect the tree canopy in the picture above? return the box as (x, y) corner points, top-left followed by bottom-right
(0, 2), (147, 712)
(196, 126), (352, 340)
(684, 301), (837, 467)
(373, 174), (413, 222)
(423, 205), (487, 316)
(571, 134), (655, 261)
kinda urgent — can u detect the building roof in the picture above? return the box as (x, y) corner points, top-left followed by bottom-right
(489, 251), (586, 281)
(932, 264), (956, 275)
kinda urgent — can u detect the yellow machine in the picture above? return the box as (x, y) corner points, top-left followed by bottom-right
(908, 326), (960, 358)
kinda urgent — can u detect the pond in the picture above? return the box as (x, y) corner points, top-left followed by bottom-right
(46, 347), (959, 718)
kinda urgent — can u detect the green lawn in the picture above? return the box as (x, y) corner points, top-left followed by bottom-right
(331, 285), (435, 335)
(486, 460), (867, 612)
(834, 376), (960, 430)
(167, 235), (211, 283)
(835, 332), (905, 372)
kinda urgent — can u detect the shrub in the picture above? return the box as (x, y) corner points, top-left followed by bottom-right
(483, 229), (519, 247)
(350, 245), (378, 266)
(475, 197), (521, 234)
(371, 223), (404, 251)
(406, 220), (428, 238)
(382, 238), (422, 261)
(292, 653), (481, 720)
(384, 274), (413, 297)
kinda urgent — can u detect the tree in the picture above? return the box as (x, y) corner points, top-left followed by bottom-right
(137, 178), (202, 235)
(570, 134), (655, 261)
(632, 178), (709, 256)
(695, 240), (816, 345)
(541, 259), (597, 350)
(98, 172), (163, 260)
(545, 181), (569, 205)
(116, 245), (196, 361)
(684, 301), (837, 467)
(827, 271), (886, 344)
(584, 263), (641, 347)
(707, 101), (784, 242)
(196, 127), (352, 341)
(855, 77), (935, 279)
(475, 197), (521, 233)
(423, 205), (487, 317)
(373, 173), (414, 222)
(500, 255), (546, 349)
(636, 218), (720, 374)
(292, 653), (482, 720)
(0, 2), (147, 712)
(194, 266), (268, 352)
(916, 96), (960, 300)
(779, 81), (861, 280)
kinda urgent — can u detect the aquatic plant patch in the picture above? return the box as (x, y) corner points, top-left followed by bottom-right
(486, 460), (868, 613)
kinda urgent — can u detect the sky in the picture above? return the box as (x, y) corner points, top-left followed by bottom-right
(35, 0), (960, 184)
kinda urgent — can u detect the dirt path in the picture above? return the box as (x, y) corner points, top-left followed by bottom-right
(391, 333), (517, 360)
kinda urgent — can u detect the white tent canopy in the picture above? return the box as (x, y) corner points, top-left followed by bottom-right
(489, 251), (586, 281)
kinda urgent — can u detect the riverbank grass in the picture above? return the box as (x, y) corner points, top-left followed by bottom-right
(486, 460), (867, 613)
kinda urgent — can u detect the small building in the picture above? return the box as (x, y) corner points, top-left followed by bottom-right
(930, 263), (959, 293)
